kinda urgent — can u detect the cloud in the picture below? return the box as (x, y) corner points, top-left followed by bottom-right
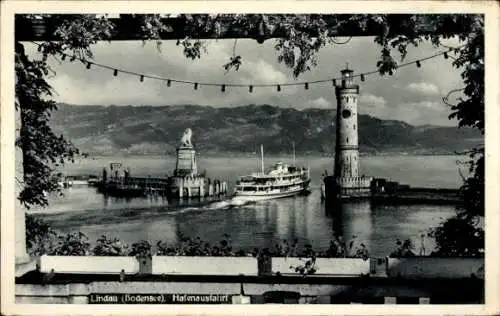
(405, 101), (447, 111)
(357, 94), (388, 118)
(307, 97), (331, 108)
(392, 101), (454, 126)
(405, 82), (440, 96)
(359, 94), (387, 108)
(244, 60), (287, 84)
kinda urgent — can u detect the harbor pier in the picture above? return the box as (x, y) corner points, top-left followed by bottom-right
(98, 128), (228, 199)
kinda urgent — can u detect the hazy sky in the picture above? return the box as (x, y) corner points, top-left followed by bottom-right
(24, 36), (464, 126)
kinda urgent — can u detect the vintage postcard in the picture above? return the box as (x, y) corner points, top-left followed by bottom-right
(1, 1), (499, 315)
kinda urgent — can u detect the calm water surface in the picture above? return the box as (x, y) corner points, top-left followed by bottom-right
(31, 155), (468, 257)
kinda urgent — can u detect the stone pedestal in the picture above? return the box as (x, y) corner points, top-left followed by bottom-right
(174, 145), (197, 177)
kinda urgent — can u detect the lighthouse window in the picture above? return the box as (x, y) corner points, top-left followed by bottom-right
(342, 109), (351, 118)
(354, 124), (356, 130)
(346, 137), (349, 143)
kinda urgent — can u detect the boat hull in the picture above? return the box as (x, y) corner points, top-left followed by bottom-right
(232, 180), (311, 202)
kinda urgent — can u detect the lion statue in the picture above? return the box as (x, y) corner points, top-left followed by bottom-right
(180, 128), (193, 147)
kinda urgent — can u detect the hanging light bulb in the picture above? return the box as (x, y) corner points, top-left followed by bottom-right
(61, 53), (66, 61)
(416, 60), (421, 68)
(360, 74), (365, 82)
(221, 84), (226, 92)
(86, 62), (92, 69)
(167, 79), (171, 87)
(249, 85), (253, 93)
(277, 84), (281, 92)
(140, 75), (144, 82)
(113, 69), (118, 76)
(304, 82), (309, 90)
(194, 83), (198, 90)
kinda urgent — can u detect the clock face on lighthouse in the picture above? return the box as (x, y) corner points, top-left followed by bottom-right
(342, 109), (352, 118)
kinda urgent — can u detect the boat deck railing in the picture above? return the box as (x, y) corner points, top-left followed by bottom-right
(246, 170), (309, 179)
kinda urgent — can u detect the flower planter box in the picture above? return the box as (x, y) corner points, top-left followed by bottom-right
(386, 257), (484, 279)
(271, 257), (371, 276)
(152, 256), (259, 276)
(38, 255), (140, 274)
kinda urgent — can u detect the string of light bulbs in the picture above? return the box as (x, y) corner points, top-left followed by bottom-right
(33, 41), (459, 92)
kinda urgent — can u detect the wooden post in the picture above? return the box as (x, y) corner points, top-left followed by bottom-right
(199, 181), (205, 197)
(178, 179), (183, 198)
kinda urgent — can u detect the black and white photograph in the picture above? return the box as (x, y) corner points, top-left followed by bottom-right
(1, 1), (499, 315)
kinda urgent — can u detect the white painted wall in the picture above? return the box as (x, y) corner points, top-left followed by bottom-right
(39, 255), (140, 274)
(152, 256), (258, 275)
(271, 257), (371, 276)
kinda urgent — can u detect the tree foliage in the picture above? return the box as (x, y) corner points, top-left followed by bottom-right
(15, 43), (78, 208)
(390, 238), (417, 258)
(129, 240), (153, 258)
(429, 214), (484, 257)
(92, 235), (130, 256)
(50, 232), (91, 256)
(25, 214), (59, 256)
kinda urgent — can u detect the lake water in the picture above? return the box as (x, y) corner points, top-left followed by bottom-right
(30, 155), (468, 257)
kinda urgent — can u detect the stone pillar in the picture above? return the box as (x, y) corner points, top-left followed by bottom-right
(232, 295), (251, 304)
(15, 109), (29, 264)
(15, 200), (29, 264)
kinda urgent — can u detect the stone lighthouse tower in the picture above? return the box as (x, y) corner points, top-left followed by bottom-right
(334, 66), (360, 180)
(325, 65), (372, 200)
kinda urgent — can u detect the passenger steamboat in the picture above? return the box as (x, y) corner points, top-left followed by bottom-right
(232, 144), (311, 202)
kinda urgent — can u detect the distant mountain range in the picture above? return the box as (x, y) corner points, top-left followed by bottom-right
(50, 103), (483, 156)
